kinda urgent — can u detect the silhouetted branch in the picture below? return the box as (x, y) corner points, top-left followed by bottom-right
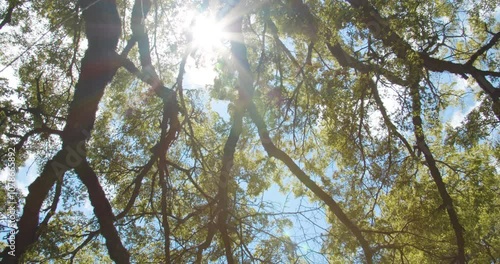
(247, 102), (374, 264)
(75, 160), (130, 264)
(410, 80), (465, 263)
(0, 0), (21, 30)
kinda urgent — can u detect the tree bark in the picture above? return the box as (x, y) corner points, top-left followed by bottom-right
(75, 161), (130, 263)
(248, 102), (374, 264)
(1, 0), (126, 262)
(410, 82), (466, 263)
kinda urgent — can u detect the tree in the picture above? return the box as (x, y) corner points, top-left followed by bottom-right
(0, 0), (498, 263)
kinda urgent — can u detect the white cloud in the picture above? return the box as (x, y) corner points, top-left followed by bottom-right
(15, 154), (38, 195)
(368, 79), (401, 136)
(449, 111), (466, 128)
(446, 75), (480, 128)
(1, 153), (38, 196)
(449, 100), (481, 128)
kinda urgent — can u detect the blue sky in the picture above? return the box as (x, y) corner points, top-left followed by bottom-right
(2, 4), (498, 261)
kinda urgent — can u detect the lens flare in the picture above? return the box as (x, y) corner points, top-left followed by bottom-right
(191, 15), (225, 51)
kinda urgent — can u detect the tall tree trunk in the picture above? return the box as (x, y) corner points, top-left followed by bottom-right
(1, 0), (126, 262)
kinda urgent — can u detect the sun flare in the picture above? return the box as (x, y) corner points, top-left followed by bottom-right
(190, 15), (225, 52)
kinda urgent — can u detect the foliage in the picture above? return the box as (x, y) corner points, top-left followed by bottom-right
(0, 0), (499, 263)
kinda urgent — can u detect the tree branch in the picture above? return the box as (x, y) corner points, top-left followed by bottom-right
(74, 160), (130, 264)
(1, 0), (124, 262)
(410, 80), (465, 263)
(247, 102), (373, 264)
(0, 0), (21, 30)
(344, 0), (500, 120)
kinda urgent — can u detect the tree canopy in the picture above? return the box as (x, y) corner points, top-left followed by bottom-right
(0, 0), (499, 263)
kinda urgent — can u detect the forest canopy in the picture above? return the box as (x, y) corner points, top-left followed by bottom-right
(0, 0), (499, 263)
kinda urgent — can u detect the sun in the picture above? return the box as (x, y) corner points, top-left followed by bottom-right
(190, 15), (225, 52)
